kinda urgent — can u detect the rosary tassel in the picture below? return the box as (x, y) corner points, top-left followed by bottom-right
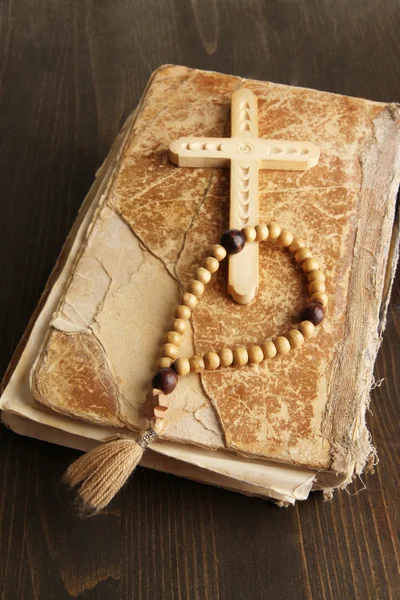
(64, 419), (163, 512)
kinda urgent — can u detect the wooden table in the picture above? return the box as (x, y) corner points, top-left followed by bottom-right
(0, 1), (399, 598)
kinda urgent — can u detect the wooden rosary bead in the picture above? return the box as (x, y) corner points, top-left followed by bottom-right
(287, 329), (305, 349)
(218, 347), (233, 367)
(307, 269), (325, 283)
(242, 226), (257, 243)
(311, 291), (328, 307)
(188, 279), (205, 298)
(274, 336), (291, 355)
(261, 340), (277, 359)
(157, 357), (173, 369)
(233, 346), (249, 366)
(182, 292), (198, 310)
(301, 302), (325, 325)
(302, 257), (320, 273)
(196, 267), (212, 284)
(268, 221), (281, 240)
(173, 357), (191, 376)
(288, 238), (305, 253)
(211, 244), (227, 261)
(278, 230), (294, 248)
(161, 343), (178, 360)
(189, 354), (205, 373)
(255, 224), (269, 241)
(173, 318), (186, 335)
(175, 304), (191, 320)
(165, 331), (181, 346)
(309, 280), (326, 295)
(248, 345), (264, 364)
(295, 247), (312, 264)
(203, 256), (220, 273)
(220, 229), (246, 254)
(204, 351), (220, 370)
(298, 320), (315, 338)
(152, 367), (178, 395)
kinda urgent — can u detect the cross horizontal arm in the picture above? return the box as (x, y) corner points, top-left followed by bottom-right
(169, 137), (320, 170)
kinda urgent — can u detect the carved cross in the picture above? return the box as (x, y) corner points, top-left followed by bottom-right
(141, 389), (169, 420)
(169, 88), (320, 304)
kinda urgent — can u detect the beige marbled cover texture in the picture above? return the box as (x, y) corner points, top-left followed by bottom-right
(31, 65), (399, 475)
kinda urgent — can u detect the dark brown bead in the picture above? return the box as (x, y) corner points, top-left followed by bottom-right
(301, 302), (325, 326)
(152, 367), (178, 395)
(220, 229), (245, 254)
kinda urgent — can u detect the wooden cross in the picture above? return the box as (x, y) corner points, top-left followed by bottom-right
(169, 88), (320, 304)
(141, 389), (169, 420)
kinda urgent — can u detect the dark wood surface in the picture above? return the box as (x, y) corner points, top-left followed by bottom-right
(0, 1), (399, 598)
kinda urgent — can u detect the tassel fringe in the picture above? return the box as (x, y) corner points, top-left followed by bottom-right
(64, 421), (162, 512)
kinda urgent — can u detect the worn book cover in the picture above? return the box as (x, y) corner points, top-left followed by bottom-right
(1, 65), (399, 504)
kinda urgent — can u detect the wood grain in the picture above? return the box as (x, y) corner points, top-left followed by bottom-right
(0, 1), (399, 598)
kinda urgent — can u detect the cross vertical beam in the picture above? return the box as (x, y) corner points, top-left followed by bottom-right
(228, 89), (260, 303)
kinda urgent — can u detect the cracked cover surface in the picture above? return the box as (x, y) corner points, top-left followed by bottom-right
(31, 65), (398, 472)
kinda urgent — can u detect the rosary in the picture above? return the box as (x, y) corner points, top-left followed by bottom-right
(65, 89), (327, 511)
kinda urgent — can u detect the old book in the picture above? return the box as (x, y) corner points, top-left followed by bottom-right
(1, 65), (399, 506)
